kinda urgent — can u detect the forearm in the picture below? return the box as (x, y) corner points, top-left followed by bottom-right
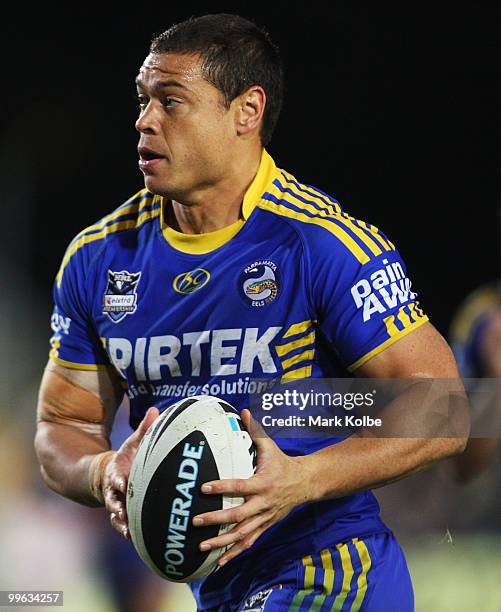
(35, 421), (114, 507)
(301, 434), (460, 502)
(35, 362), (122, 506)
(300, 380), (469, 502)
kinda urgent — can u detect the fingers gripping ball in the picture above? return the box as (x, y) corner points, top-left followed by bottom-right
(126, 396), (257, 582)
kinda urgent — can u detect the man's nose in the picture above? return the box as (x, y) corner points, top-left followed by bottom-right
(135, 103), (160, 134)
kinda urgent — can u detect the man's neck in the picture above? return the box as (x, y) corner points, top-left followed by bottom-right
(166, 147), (262, 235)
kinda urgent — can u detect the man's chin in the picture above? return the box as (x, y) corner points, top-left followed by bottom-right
(143, 175), (171, 197)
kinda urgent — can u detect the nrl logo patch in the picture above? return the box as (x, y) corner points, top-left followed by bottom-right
(103, 270), (141, 323)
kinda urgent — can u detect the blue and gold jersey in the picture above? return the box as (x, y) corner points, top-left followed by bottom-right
(49, 149), (428, 607)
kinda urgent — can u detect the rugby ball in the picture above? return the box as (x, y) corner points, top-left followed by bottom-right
(126, 396), (257, 582)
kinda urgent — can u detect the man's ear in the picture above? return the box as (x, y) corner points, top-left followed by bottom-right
(234, 86), (266, 137)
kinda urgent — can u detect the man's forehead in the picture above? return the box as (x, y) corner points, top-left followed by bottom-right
(137, 52), (204, 84)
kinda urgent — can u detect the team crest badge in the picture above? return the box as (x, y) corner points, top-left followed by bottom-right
(103, 270), (141, 323)
(239, 260), (280, 307)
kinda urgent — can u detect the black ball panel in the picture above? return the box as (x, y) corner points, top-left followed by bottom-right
(142, 399), (199, 469)
(141, 430), (221, 581)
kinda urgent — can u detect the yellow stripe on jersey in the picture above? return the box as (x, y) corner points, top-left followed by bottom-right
(269, 193), (384, 258)
(355, 218), (395, 251)
(279, 322), (315, 380)
(308, 548), (336, 611)
(70, 189), (156, 243)
(337, 212), (393, 253)
(407, 302), (418, 323)
(348, 315), (429, 372)
(383, 313), (400, 337)
(49, 336), (61, 360)
(320, 548), (335, 595)
(278, 170), (394, 253)
(281, 365), (312, 382)
(49, 355), (110, 371)
(397, 306), (413, 328)
(409, 301), (427, 322)
(414, 302), (426, 318)
(283, 319), (315, 338)
(351, 539), (372, 611)
(276, 331), (315, 357)
(288, 542), (371, 611)
(281, 349), (315, 371)
(56, 207), (161, 287)
(288, 555), (316, 612)
(258, 200), (371, 265)
(392, 303), (427, 332)
(304, 558), (316, 593)
(339, 212), (394, 251)
(278, 179), (392, 256)
(332, 543), (355, 611)
(280, 170), (341, 215)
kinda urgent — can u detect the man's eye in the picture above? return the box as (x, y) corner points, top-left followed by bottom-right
(136, 94), (148, 108)
(163, 98), (178, 108)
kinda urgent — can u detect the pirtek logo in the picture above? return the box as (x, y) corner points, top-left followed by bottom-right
(107, 327), (282, 380)
(173, 268), (210, 294)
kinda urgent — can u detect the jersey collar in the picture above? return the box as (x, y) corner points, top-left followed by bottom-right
(160, 148), (278, 254)
(242, 148), (278, 220)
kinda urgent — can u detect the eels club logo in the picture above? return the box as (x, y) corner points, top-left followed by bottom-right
(103, 270), (141, 323)
(239, 260), (280, 307)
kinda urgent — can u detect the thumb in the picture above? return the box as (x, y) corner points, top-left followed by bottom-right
(124, 406), (160, 451)
(241, 408), (274, 452)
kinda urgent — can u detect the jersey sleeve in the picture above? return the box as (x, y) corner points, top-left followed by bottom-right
(309, 226), (429, 372)
(49, 242), (109, 370)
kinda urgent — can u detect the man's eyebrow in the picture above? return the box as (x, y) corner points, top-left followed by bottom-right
(135, 77), (190, 91)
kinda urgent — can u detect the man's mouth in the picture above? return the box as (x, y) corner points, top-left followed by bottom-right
(138, 146), (165, 170)
(138, 146), (165, 161)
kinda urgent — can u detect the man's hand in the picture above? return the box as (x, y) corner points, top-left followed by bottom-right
(102, 407), (159, 539)
(193, 409), (313, 566)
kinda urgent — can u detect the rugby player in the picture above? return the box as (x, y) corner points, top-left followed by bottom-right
(35, 14), (468, 611)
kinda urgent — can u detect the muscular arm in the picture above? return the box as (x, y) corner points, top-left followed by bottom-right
(301, 322), (470, 500)
(34, 360), (123, 506)
(194, 322), (471, 565)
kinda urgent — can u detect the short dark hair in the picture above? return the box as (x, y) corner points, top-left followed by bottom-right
(150, 14), (283, 146)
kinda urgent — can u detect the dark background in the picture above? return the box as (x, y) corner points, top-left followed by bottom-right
(1, 8), (500, 609)
(2, 2), (500, 336)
